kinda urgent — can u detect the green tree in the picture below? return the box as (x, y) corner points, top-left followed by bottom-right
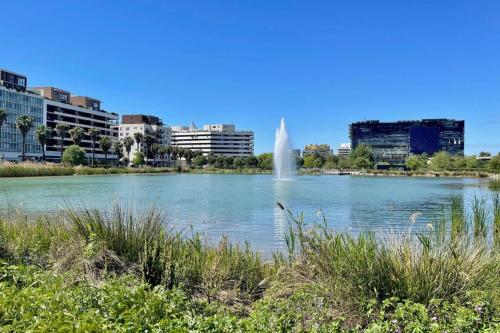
(489, 155), (500, 173)
(159, 146), (169, 167)
(87, 128), (101, 166)
(215, 155), (224, 169)
(233, 157), (244, 169)
(303, 155), (317, 168)
(350, 144), (374, 170)
(132, 151), (145, 166)
(406, 155), (427, 171)
(35, 125), (51, 162)
(55, 123), (70, 157)
(338, 157), (352, 170)
(150, 143), (160, 167)
(113, 140), (123, 166)
(223, 156), (234, 169)
(479, 151), (491, 157)
(68, 127), (85, 145)
(207, 153), (217, 166)
(62, 145), (85, 166)
(0, 109), (7, 145)
(122, 136), (134, 163)
(193, 155), (207, 168)
(143, 135), (156, 165)
(16, 115), (33, 161)
(296, 156), (304, 168)
(257, 153), (273, 170)
(133, 132), (144, 153)
(430, 151), (452, 171)
(99, 136), (112, 166)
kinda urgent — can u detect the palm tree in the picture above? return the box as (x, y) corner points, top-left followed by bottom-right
(99, 136), (112, 167)
(69, 127), (85, 145)
(171, 146), (179, 165)
(0, 109), (7, 147)
(35, 125), (51, 162)
(150, 143), (160, 167)
(165, 145), (173, 166)
(113, 140), (123, 166)
(143, 135), (155, 165)
(16, 115), (33, 161)
(88, 128), (100, 166)
(55, 123), (70, 157)
(133, 132), (144, 153)
(122, 136), (134, 164)
(159, 146), (169, 167)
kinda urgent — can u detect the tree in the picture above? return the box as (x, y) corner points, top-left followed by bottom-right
(143, 135), (156, 165)
(150, 143), (160, 167)
(133, 132), (144, 153)
(350, 144), (374, 170)
(35, 125), (51, 162)
(99, 136), (112, 166)
(55, 123), (70, 158)
(257, 153), (273, 170)
(87, 128), (100, 166)
(244, 155), (259, 168)
(233, 157), (244, 169)
(69, 127), (85, 145)
(0, 109), (7, 145)
(303, 155), (318, 168)
(193, 155), (207, 168)
(406, 155), (427, 171)
(215, 156), (224, 169)
(62, 145), (85, 166)
(165, 146), (173, 166)
(159, 146), (169, 167)
(430, 151), (452, 171)
(113, 140), (123, 166)
(479, 151), (491, 157)
(207, 153), (217, 166)
(16, 115), (33, 161)
(223, 156), (234, 169)
(489, 155), (500, 173)
(122, 136), (134, 163)
(132, 151), (145, 166)
(296, 156), (304, 168)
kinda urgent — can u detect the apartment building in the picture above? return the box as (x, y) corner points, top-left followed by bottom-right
(115, 114), (171, 162)
(337, 143), (351, 158)
(171, 123), (254, 157)
(0, 69), (44, 161)
(303, 144), (333, 158)
(31, 87), (119, 162)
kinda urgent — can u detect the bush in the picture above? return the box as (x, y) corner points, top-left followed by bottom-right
(61, 145), (85, 166)
(193, 155), (207, 168)
(132, 151), (145, 166)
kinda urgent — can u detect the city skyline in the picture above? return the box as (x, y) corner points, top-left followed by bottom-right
(2, 1), (500, 154)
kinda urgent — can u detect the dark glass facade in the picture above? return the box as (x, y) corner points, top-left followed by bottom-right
(349, 119), (464, 164)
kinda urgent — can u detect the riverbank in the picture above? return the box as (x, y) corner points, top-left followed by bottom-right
(0, 199), (499, 331)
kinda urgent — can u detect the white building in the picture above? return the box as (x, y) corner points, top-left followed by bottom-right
(337, 143), (351, 158)
(171, 123), (254, 157)
(115, 114), (171, 163)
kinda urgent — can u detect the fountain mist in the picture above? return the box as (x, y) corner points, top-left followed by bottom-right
(274, 118), (296, 179)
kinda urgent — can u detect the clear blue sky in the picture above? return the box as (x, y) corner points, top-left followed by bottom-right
(3, 1), (499, 154)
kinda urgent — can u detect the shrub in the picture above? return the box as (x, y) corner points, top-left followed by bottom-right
(132, 151), (145, 166)
(61, 144), (85, 166)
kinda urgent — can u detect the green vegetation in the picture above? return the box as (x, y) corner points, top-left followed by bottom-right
(0, 197), (499, 331)
(132, 151), (145, 166)
(62, 144), (86, 166)
(15, 115), (33, 161)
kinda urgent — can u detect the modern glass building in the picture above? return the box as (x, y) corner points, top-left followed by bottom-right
(0, 69), (44, 161)
(349, 119), (464, 164)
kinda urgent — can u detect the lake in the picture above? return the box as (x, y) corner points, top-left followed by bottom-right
(0, 174), (495, 253)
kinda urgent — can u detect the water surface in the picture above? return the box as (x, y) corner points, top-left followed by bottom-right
(0, 174), (494, 253)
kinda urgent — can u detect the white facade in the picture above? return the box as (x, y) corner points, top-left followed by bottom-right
(337, 143), (351, 158)
(116, 122), (171, 162)
(171, 123), (254, 157)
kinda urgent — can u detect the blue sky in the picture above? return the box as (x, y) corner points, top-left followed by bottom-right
(2, 1), (499, 154)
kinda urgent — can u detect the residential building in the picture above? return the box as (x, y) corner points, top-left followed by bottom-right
(31, 87), (119, 162)
(171, 123), (254, 157)
(115, 114), (171, 163)
(0, 69), (44, 161)
(303, 144), (333, 158)
(337, 143), (351, 158)
(349, 119), (464, 165)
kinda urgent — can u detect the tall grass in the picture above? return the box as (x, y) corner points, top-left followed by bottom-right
(1, 197), (499, 327)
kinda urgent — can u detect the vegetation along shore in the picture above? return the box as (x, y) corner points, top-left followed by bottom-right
(0, 196), (499, 331)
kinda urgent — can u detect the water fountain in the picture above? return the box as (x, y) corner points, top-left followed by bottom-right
(274, 118), (296, 180)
